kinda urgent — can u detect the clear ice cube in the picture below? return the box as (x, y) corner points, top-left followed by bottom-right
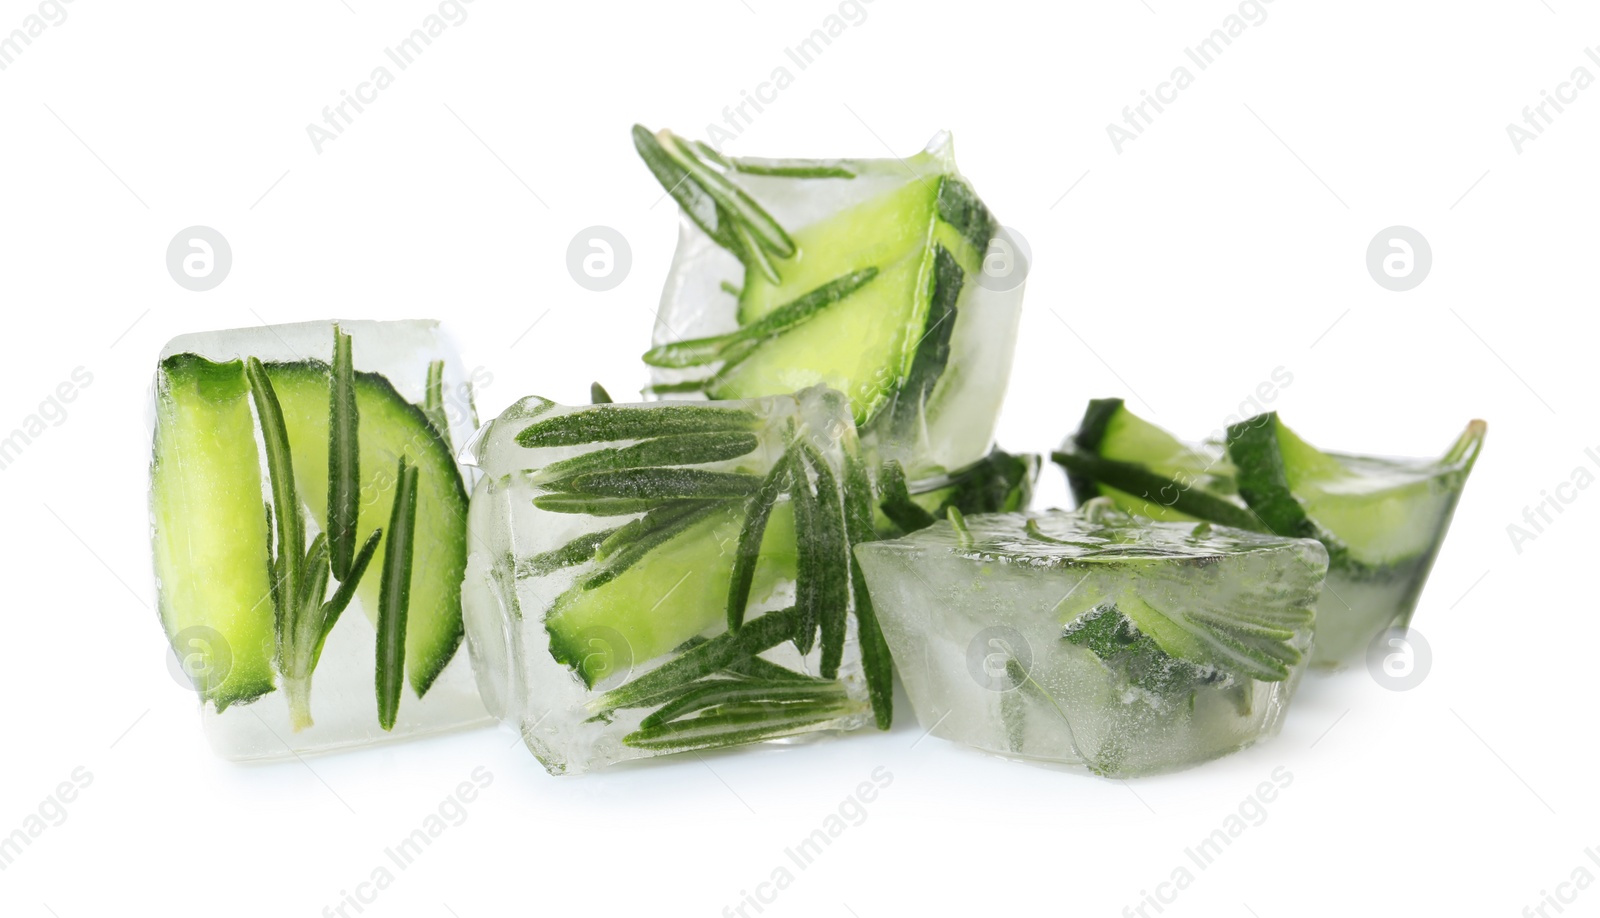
(645, 131), (1025, 482)
(854, 503), (1327, 777)
(151, 320), (490, 759)
(462, 386), (880, 775)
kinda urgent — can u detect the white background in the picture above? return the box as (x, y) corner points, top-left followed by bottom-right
(1, 1), (1595, 915)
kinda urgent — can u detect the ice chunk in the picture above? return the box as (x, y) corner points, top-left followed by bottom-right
(1055, 400), (1485, 665)
(150, 320), (490, 759)
(462, 386), (889, 775)
(853, 502), (1327, 777)
(636, 128), (1025, 481)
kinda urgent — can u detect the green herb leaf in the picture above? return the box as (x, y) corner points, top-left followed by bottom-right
(556, 467), (764, 501)
(727, 456), (790, 632)
(516, 528), (617, 578)
(843, 452), (893, 730)
(422, 359), (452, 451)
(1051, 447), (1263, 532)
(376, 457), (420, 731)
(589, 382), (613, 404)
(316, 528), (381, 665)
(328, 326), (361, 581)
(662, 132), (795, 259)
(581, 501), (724, 590)
(788, 456), (820, 657)
(1065, 602), (1230, 699)
(591, 605), (805, 713)
(638, 679), (847, 730)
(878, 460), (937, 534)
(537, 432), (759, 484)
(642, 268), (879, 369)
(532, 495), (671, 516)
(799, 442), (849, 680)
(245, 357), (303, 638)
(515, 403), (760, 448)
(632, 124), (741, 253)
(622, 699), (858, 753)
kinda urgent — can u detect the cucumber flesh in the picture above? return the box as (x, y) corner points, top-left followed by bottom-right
(712, 174), (990, 427)
(1057, 399), (1253, 528)
(1232, 414), (1486, 568)
(546, 502), (798, 687)
(1097, 399), (1229, 522)
(263, 361), (468, 697)
(150, 355), (277, 710)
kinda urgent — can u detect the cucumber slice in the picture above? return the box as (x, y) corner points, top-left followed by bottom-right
(1227, 413), (1486, 569)
(708, 174), (991, 427)
(546, 502), (798, 687)
(1057, 400), (1486, 663)
(262, 361), (468, 697)
(1056, 399), (1257, 530)
(150, 355), (277, 710)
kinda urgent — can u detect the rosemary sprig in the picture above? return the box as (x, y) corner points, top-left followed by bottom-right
(580, 501), (724, 590)
(623, 697), (860, 752)
(632, 124), (796, 284)
(531, 495), (670, 516)
(422, 359), (452, 451)
(843, 451), (893, 730)
(877, 460), (937, 533)
(798, 441), (850, 680)
(376, 457), (419, 731)
(637, 679), (847, 731)
(315, 529), (381, 663)
(515, 403), (760, 448)
(590, 605), (806, 714)
(248, 355), (383, 730)
(553, 467), (764, 501)
(726, 454), (790, 632)
(641, 268), (879, 369)
(247, 357), (303, 623)
(328, 326), (360, 580)
(517, 528), (619, 578)
(536, 432), (759, 484)
(788, 455), (820, 657)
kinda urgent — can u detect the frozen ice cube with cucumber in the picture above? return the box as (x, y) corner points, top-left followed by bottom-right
(461, 385), (893, 775)
(149, 320), (490, 759)
(1053, 399), (1485, 665)
(853, 502), (1327, 777)
(635, 126), (1025, 483)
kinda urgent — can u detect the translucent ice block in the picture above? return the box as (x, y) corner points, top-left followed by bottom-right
(1054, 400), (1485, 665)
(636, 128), (1025, 481)
(854, 503), (1327, 777)
(150, 320), (490, 759)
(462, 386), (889, 775)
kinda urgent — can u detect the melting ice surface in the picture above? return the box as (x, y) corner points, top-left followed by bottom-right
(854, 506), (1328, 777)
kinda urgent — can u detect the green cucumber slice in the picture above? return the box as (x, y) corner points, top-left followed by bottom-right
(151, 355), (277, 710)
(546, 502), (798, 687)
(262, 361), (468, 697)
(1061, 398), (1234, 523)
(1227, 413), (1486, 569)
(710, 175), (988, 426)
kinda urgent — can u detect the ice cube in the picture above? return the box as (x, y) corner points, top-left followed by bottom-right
(462, 385), (887, 775)
(853, 502), (1327, 777)
(1055, 402), (1485, 665)
(638, 129), (1025, 482)
(150, 319), (490, 759)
